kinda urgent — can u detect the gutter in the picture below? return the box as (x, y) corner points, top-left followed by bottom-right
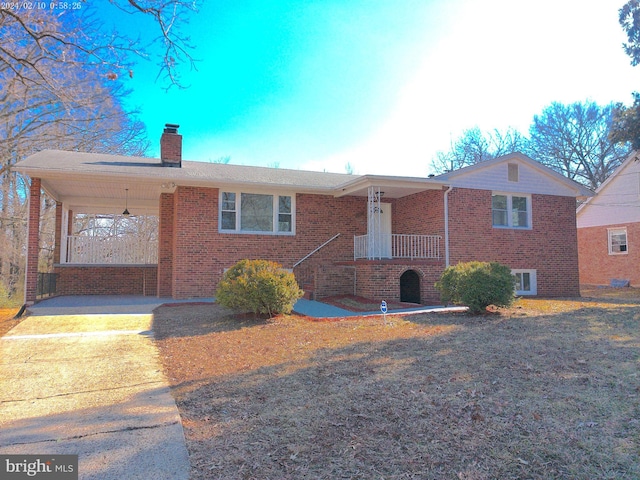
(443, 185), (453, 267)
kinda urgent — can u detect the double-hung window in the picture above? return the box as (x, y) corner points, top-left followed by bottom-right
(492, 193), (531, 229)
(220, 191), (294, 234)
(608, 227), (628, 255)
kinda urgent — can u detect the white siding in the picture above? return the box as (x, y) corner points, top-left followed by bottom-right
(578, 158), (640, 228)
(449, 159), (581, 196)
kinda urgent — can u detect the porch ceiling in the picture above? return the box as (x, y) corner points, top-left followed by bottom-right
(40, 175), (167, 215)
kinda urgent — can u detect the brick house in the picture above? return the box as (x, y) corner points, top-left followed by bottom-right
(577, 151), (640, 286)
(16, 125), (592, 305)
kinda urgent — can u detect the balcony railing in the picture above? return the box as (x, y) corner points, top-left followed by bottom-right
(66, 235), (158, 264)
(354, 234), (441, 260)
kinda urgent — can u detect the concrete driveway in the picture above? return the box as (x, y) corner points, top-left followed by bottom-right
(0, 296), (190, 479)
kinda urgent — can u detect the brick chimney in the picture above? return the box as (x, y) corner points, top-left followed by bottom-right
(160, 123), (182, 167)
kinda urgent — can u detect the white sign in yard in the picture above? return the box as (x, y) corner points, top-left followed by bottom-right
(380, 300), (387, 313)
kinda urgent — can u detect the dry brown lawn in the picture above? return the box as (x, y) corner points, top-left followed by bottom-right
(153, 288), (640, 480)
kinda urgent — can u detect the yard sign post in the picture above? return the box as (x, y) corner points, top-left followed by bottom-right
(381, 300), (387, 325)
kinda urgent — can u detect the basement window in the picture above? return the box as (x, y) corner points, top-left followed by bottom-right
(608, 227), (628, 255)
(512, 269), (537, 296)
(220, 191), (295, 234)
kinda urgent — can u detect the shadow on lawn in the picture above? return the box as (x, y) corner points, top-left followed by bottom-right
(161, 304), (640, 480)
(153, 303), (270, 339)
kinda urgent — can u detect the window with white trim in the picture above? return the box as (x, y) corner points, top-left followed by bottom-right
(492, 193), (531, 228)
(608, 227), (628, 255)
(220, 191), (294, 234)
(512, 269), (537, 296)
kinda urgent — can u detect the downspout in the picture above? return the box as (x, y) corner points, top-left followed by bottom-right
(443, 185), (453, 267)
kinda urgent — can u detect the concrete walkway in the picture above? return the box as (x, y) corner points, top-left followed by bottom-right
(293, 297), (467, 318)
(0, 297), (193, 480)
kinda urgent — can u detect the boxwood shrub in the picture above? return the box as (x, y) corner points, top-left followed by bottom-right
(435, 261), (516, 314)
(216, 259), (304, 317)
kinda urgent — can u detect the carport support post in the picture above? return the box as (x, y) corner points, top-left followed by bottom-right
(54, 201), (63, 265)
(25, 178), (42, 305)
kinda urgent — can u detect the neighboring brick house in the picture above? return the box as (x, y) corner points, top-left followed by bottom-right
(577, 151), (640, 286)
(16, 125), (592, 305)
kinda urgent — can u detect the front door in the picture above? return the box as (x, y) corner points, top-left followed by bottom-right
(374, 203), (392, 258)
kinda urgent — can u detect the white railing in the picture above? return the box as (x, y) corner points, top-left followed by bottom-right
(354, 234), (441, 260)
(66, 235), (158, 264)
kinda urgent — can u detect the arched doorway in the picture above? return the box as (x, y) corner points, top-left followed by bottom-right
(400, 270), (421, 304)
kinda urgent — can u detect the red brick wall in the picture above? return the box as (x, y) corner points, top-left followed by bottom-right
(353, 261), (443, 303)
(394, 189), (445, 237)
(448, 188), (580, 297)
(157, 193), (174, 297)
(170, 187), (367, 298)
(25, 178), (42, 304)
(578, 222), (640, 286)
(56, 265), (158, 296)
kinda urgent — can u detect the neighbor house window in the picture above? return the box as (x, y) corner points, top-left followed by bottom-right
(512, 269), (537, 296)
(492, 193), (531, 228)
(220, 191), (294, 234)
(608, 227), (628, 255)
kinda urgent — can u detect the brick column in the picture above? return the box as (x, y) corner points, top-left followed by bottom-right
(53, 201), (63, 264)
(157, 192), (174, 297)
(25, 178), (41, 304)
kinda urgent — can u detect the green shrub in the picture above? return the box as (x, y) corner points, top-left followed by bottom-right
(435, 261), (516, 314)
(215, 259), (304, 317)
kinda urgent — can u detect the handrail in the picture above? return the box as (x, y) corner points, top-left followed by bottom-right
(293, 233), (341, 268)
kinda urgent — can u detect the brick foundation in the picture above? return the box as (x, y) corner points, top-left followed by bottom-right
(349, 260), (444, 304)
(55, 265), (158, 296)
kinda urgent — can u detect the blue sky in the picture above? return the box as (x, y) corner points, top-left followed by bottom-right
(115, 0), (640, 176)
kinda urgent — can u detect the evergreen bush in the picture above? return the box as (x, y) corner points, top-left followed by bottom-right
(435, 261), (516, 314)
(215, 259), (303, 317)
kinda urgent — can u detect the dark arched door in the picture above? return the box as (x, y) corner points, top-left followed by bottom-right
(400, 270), (420, 304)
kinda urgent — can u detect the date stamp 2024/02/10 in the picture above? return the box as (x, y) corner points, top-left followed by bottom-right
(1, 2), (82, 10)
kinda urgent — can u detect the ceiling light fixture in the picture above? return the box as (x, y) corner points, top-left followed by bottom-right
(122, 188), (131, 217)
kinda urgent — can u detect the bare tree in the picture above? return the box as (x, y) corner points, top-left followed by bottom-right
(528, 101), (630, 190)
(0, 1), (197, 92)
(431, 127), (526, 173)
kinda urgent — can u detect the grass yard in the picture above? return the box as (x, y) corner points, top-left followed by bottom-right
(153, 291), (640, 480)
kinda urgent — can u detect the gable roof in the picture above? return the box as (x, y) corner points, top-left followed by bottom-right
(434, 152), (594, 199)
